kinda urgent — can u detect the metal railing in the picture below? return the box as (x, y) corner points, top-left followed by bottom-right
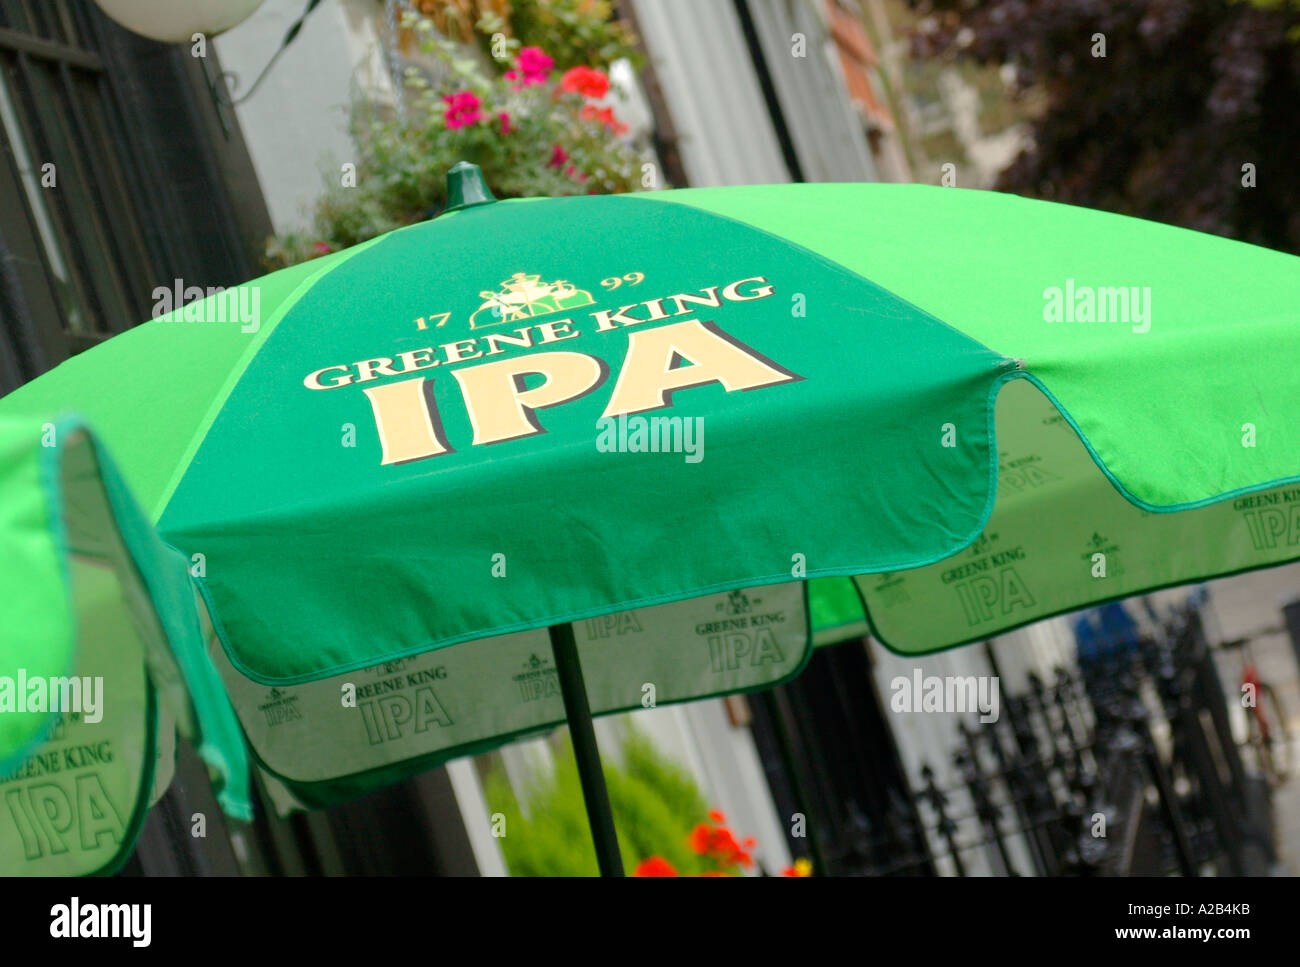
(909, 603), (1276, 877)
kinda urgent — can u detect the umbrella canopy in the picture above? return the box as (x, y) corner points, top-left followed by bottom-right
(3, 172), (1299, 873)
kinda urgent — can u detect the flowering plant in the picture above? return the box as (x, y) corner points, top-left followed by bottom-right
(266, 13), (650, 268)
(632, 809), (812, 877)
(398, 0), (642, 71)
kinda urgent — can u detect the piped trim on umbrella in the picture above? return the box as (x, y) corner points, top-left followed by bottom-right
(843, 374), (1300, 655)
(858, 553), (1300, 659)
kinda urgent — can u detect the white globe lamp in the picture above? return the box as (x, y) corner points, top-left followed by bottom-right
(92, 0), (266, 44)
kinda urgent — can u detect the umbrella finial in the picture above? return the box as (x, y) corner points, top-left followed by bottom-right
(444, 161), (497, 213)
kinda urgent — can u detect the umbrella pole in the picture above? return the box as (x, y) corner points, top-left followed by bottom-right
(548, 622), (625, 876)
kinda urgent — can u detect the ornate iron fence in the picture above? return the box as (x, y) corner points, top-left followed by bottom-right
(911, 603), (1276, 877)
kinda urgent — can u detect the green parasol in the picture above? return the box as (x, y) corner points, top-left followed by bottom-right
(3, 165), (1298, 874)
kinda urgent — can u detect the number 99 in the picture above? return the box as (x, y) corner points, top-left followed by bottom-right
(600, 272), (645, 290)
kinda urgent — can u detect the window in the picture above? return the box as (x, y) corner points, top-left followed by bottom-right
(0, 0), (161, 353)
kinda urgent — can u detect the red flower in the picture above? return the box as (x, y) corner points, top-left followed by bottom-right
(715, 826), (741, 850)
(690, 812), (763, 873)
(442, 91), (482, 129)
(689, 823), (713, 855)
(580, 104), (628, 134)
(312, 241), (334, 254)
(633, 856), (679, 877)
(498, 111), (512, 135)
(560, 65), (610, 99)
(547, 144), (569, 168)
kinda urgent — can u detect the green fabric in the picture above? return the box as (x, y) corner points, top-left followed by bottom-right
(668, 183), (1300, 509)
(61, 425), (250, 819)
(162, 194), (1005, 684)
(0, 242), (379, 518)
(0, 421), (75, 768)
(857, 377), (1300, 652)
(0, 561), (158, 876)
(4, 183), (1300, 821)
(0, 418), (251, 868)
(0, 421), (155, 873)
(809, 577), (868, 646)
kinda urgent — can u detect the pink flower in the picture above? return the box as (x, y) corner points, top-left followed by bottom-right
(442, 91), (482, 129)
(547, 144), (569, 168)
(506, 46), (553, 89)
(517, 46), (553, 82)
(498, 111), (512, 135)
(312, 241), (334, 254)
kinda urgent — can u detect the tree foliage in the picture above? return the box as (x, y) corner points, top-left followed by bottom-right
(909, 0), (1300, 251)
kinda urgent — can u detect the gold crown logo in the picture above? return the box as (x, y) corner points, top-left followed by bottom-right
(469, 272), (595, 329)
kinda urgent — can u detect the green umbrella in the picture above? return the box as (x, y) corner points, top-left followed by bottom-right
(3, 165), (1299, 875)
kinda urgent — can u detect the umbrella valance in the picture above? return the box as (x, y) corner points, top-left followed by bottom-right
(817, 378), (1300, 653)
(215, 583), (808, 810)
